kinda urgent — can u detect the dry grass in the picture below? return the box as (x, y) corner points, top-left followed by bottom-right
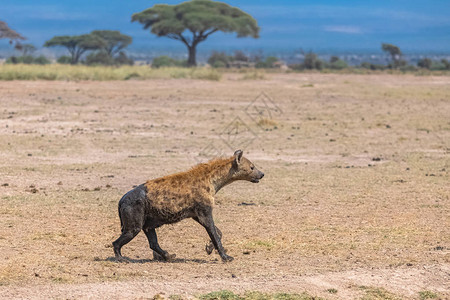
(241, 70), (266, 80)
(257, 118), (278, 127)
(0, 64), (221, 81)
(0, 73), (448, 298)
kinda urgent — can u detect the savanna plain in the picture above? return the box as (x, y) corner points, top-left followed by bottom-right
(0, 72), (449, 299)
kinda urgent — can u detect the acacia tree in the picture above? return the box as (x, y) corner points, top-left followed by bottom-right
(90, 30), (132, 58)
(132, 0), (259, 66)
(382, 43), (402, 68)
(44, 34), (105, 64)
(20, 44), (36, 56)
(0, 20), (25, 46)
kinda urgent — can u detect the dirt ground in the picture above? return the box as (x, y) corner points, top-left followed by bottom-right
(0, 73), (449, 299)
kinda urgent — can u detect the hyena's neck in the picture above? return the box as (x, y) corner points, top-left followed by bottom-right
(208, 160), (235, 194)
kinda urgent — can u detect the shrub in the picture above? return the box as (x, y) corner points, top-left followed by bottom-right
(418, 58), (432, 69)
(115, 52), (134, 65)
(329, 57), (348, 70)
(314, 59), (324, 70)
(57, 56), (72, 64)
(85, 51), (115, 66)
(208, 51), (230, 68)
(152, 56), (186, 68)
(303, 52), (319, 69)
(255, 56), (279, 68)
(6, 55), (50, 65)
(441, 59), (450, 70)
(360, 62), (386, 70)
(265, 56), (279, 67)
(388, 59), (407, 69)
(288, 63), (304, 71)
(400, 65), (418, 72)
(330, 56), (340, 63)
(213, 61), (227, 68)
(85, 51), (134, 66)
(233, 50), (249, 62)
(33, 55), (51, 65)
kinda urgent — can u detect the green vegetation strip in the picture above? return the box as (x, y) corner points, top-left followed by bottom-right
(0, 65), (221, 81)
(196, 290), (322, 300)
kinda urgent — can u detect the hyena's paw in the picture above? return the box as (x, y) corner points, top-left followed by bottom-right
(221, 254), (234, 262)
(205, 242), (227, 255)
(164, 253), (176, 262)
(153, 251), (164, 261)
(153, 251), (176, 262)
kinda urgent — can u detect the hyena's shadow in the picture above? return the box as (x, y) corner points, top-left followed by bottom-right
(103, 256), (212, 264)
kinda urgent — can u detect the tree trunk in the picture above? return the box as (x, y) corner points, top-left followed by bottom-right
(187, 45), (197, 67)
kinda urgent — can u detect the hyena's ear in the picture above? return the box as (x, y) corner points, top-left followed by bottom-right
(234, 150), (243, 165)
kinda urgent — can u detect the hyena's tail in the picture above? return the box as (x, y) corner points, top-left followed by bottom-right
(118, 201), (124, 233)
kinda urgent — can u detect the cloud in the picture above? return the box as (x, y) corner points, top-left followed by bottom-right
(324, 25), (363, 34)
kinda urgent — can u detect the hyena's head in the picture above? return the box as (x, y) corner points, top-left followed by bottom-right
(231, 150), (264, 183)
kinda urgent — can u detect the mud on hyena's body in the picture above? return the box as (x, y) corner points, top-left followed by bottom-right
(112, 150), (264, 262)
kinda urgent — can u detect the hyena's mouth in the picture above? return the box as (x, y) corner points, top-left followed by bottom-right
(251, 178), (260, 183)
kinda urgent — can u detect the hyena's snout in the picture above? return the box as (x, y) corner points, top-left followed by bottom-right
(251, 169), (264, 183)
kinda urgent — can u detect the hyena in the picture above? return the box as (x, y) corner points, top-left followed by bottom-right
(112, 150), (264, 262)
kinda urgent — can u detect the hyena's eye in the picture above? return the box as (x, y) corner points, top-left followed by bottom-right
(250, 166), (254, 170)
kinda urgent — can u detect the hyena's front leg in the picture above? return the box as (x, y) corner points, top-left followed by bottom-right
(205, 226), (223, 255)
(194, 211), (233, 262)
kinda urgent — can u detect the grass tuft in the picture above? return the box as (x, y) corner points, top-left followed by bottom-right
(419, 291), (439, 300)
(199, 290), (241, 300)
(241, 70), (266, 80)
(359, 286), (403, 300)
(257, 118), (278, 127)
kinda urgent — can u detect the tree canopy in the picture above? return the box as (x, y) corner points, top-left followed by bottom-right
(132, 0), (259, 66)
(0, 20), (25, 46)
(90, 30), (132, 57)
(382, 43), (402, 67)
(44, 34), (105, 64)
(20, 44), (36, 56)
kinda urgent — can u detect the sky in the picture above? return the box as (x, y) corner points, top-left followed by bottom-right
(1, 0), (450, 54)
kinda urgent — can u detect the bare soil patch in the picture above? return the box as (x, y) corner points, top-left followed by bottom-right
(0, 73), (449, 299)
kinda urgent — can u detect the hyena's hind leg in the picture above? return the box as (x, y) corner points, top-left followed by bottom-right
(112, 228), (140, 262)
(144, 228), (176, 262)
(112, 202), (145, 262)
(205, 226), (224, 255)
